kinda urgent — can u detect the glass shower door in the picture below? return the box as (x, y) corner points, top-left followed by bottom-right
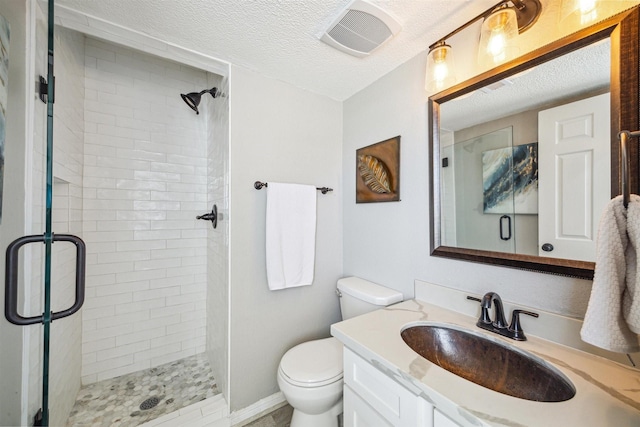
(3, 1), (86, 425)
(450, 126), (518, 253)
(444, 125), (539, 256)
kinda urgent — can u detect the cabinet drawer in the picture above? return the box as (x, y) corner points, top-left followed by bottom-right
(344, 348), (421, 426)
(434, 408), (462, 427)
(344, 384), (393, 427)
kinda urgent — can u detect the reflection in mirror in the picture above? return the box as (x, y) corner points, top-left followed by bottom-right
(429, 7), (640, 279)
(442, 127), (522, 254)
(439, 40), (609, 263)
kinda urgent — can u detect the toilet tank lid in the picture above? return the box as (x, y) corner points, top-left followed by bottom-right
(337, 277), (403, 306)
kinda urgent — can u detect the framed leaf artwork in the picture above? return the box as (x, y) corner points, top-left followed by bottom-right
(356, 136), (400, 203)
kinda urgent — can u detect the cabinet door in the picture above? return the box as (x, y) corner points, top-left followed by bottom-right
(344, 348), (432, 426)
(344, 384), (393, 427)
(434, 408), (462, 427)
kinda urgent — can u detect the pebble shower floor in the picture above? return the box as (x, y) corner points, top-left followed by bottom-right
(66, 354), (219, 426)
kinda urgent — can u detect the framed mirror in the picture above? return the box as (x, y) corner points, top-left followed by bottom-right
(429, 7), (639, 279)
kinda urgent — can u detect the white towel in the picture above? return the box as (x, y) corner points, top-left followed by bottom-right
(581, 195), (640, 352)
(265, 182), (317, 290)
(625, 196), (640, 333)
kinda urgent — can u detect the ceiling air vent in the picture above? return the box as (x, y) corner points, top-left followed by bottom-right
(480, 79), (514, 93)
(320, 0), (401, 58)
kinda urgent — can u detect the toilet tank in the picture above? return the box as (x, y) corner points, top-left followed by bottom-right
(337, 277), (403, 320)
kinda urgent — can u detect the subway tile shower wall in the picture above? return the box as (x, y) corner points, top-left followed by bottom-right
(81, 36), (209, 384)
(49, 27), (86, 426)
(205, 71), (230, 399)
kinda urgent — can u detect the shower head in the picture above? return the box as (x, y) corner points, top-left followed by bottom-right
(180, 87), (218, 115)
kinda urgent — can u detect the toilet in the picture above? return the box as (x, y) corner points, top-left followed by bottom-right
(277, 277), (403, 427)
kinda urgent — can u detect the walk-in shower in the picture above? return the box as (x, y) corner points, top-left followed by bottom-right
(4, 3), (231, 426)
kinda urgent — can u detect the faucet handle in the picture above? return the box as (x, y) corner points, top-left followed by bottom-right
(467, 295), (491, 324)
(508, 309), (539, 341)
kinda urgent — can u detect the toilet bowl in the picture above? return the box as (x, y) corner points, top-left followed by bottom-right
(277, 337), (343, 427)
(277, 277), (403, 427)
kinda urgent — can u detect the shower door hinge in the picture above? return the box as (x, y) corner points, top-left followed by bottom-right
(32, 408), (43, 426)
(38, 75), (55, 104)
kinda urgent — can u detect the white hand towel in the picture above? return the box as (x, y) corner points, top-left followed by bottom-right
(624, 196), (640, 333)
(266, 182), (317, 290)
(581, 195), (640, 352)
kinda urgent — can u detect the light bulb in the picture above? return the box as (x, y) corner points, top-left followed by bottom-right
(579, 0), (597, 25)
(487, 30), (507, 63)
(579, 0), (596, 14)
(560, 0), (598, 26)
(433, 62), (449, 84)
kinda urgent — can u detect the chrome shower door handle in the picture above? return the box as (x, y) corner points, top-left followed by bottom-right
(5, 234), (86, 325)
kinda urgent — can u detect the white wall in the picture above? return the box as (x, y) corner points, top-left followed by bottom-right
(229, 65), (343, 410)
(0, 0), (29, 424)
(343, 2), (638, 317)
(81, 37), (210, 383)
(343, 53), (434, 302)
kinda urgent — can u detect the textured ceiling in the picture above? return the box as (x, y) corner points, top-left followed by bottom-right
(441, 39), (610, 131)
(55, 0), (499, 101)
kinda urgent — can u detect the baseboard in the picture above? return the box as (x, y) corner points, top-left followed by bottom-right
(229, 392), (287, 426)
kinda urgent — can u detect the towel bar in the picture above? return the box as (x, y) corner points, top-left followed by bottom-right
(619, 130), (640, 208)
(254, 181), (333, 194)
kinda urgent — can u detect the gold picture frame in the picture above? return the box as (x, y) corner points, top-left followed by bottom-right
(356, 136), (400, 203)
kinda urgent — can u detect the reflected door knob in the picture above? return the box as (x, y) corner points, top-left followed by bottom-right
(541, 243), (554, 252)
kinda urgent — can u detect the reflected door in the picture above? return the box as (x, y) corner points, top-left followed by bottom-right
(538, 93), (611, 261)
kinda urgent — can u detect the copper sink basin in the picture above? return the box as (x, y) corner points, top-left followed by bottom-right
(401, 324), (575, 402)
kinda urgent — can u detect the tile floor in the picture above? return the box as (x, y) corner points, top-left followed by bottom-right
(239, 404), (344, 427)
(66, 354), (220, 427)
(241, 404), (293, 427)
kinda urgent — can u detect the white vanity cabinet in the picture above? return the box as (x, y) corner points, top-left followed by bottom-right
(344, 347), (463, 427)
(333, 295), (640, 427)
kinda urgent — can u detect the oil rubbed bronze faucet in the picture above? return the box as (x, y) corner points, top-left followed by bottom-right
(467, 293), (539, 341)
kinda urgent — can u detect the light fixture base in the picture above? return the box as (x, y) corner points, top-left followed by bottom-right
(514, 0), (542, 33)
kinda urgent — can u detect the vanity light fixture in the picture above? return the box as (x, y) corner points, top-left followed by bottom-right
(478, 4), (520, 68)
(425, 0), (542, 93)
(425, 41), (456, 93)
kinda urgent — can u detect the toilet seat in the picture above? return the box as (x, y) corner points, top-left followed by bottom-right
(279, 337), (343, 388)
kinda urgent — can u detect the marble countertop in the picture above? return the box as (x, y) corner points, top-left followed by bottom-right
(331, 299), (640, 427)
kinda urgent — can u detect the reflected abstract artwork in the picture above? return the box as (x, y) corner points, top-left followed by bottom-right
(483, 143), (538, 214)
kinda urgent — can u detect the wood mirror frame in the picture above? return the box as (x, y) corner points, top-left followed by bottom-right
(429, 7), (639, 280)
